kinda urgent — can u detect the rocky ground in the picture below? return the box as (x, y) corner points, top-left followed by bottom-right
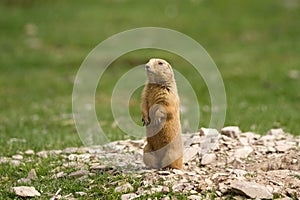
(2, 127), (300, 199)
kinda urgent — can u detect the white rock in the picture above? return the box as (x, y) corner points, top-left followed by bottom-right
(172, 183), (185, 192)
(0, 157), (10, 164)
(27, 169), (38, 180)
(48, 150), (62, 155)
(17, 178), (31, 184)
(183, 146), (200, 163)
(229, 169), (248, 177)
(114, 183), (134, 193)
(268, 128), (284, 136)
(63, 147), (78, 154)
(241, 132), (261, 141)
(161, 186), (170, 193)
(230, 181), (272, 199)
(188, 195), (202, 200)
(12, 155), (23, 160)
(238, 137), (249, 146)
(121, 193), (138, 200)
(221, 126), (241, 138)
(68, 169), (89, 178)
(275, 141), (295, 152)
(234, 146), (253, 159)
(150, 185), (164, 193)
(199, 128), (219, 136)
(75, 191), (87, 196)
(24, 149), (35, 155)
(37, 151), (48, 158)
(157, 170), (171, 175)
(201, 153), (216, 165)
(10, 160), (21, 166)
(11, 186), (41, 197)
(172, 169), (184, 175)
(256, 135), (277, 148)
(52, 171), (67, 179)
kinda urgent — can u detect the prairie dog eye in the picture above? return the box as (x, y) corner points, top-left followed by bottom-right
(158, 61), (163, 65)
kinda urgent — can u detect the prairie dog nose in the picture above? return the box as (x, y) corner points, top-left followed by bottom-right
(145, 64), (150, 70)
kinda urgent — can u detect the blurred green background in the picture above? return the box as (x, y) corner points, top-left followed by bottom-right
(1, 0), (299, 156)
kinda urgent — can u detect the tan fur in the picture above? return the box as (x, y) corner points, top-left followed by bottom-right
(142, 58), (183, 169)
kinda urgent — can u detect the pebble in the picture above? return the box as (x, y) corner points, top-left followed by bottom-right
(234, 146), (253, 159)
(11, 186), (41, 197)
(221, 126), (241, 138)
(12, 155), (23, 160)
(230, 181), (273, 199)
(27, 169), (38, 180)
(201, 153), (216, 165)
(36, 151), (48, 158)
(183, 146), (200, 163)
(114, 183), (134, 193)
(121, 193), (138, 200)
(188, 195), (202, 200)
(24, 149), (35, 155)
(68, 169), (89, 178)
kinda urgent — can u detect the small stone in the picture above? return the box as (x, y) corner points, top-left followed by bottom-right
(68, 154), (77, 161)
(275, 141), (295, 152)
(12, 155), (23, 160)
(267, 146), (276, 153)
(230, 181), (272, 199)
(199, 128), (219, 137)
(238, 137), (249, 146)
(183, 146), (200, 163)
(52, 171), (67, 179)
(11, 186), (41, 197)
(212, 172), (229, 180)
(189, 190), (198, 195)
(188, 195), (202, 200)
(241, 132), (261, 143)
(160, 197), (170, 200)
(258, 135), (275, 146)
(172, 169), (184, 175)
(121, 193), (138, 200)
(114, 183), (134, 193)
(63, 147), (78, 154)
(68, 169), (89, 178)
(161, 186), (170, 193)
(201, 153), (216, 165)
(75, 191), (87, 196)
(17, 178), (31, 184)
(37, 151), (48, 158)
(221, 126), (241, 138)
(268, 128), (284, 136)
(172, 183), (184, 192)
(234, 146), (253, 159)
(24, 149), (35, 155)
(150, 185), (164, 193)
(0, 157), (10, 164)
(48, 150), (62, 155)
(275, 145), (292, 152)
(228, 169), (248, 177)
(157, 170), (171, 176)
(27, 169), (38, 180)
(10, 160), (21, 166)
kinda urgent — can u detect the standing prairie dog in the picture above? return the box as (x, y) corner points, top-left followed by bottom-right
(142, 58), (183, 169)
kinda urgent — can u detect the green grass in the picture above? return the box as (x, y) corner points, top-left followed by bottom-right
(0, 0), (300, 198)
(0, 155), (190, 199)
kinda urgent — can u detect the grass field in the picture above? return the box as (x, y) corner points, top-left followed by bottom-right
(0, 0), (299, 198)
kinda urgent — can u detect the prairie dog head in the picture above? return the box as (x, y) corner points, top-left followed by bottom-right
(145, 58), (174, 85)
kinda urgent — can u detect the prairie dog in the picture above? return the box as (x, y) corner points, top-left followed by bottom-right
(142, 58), (183, 169)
